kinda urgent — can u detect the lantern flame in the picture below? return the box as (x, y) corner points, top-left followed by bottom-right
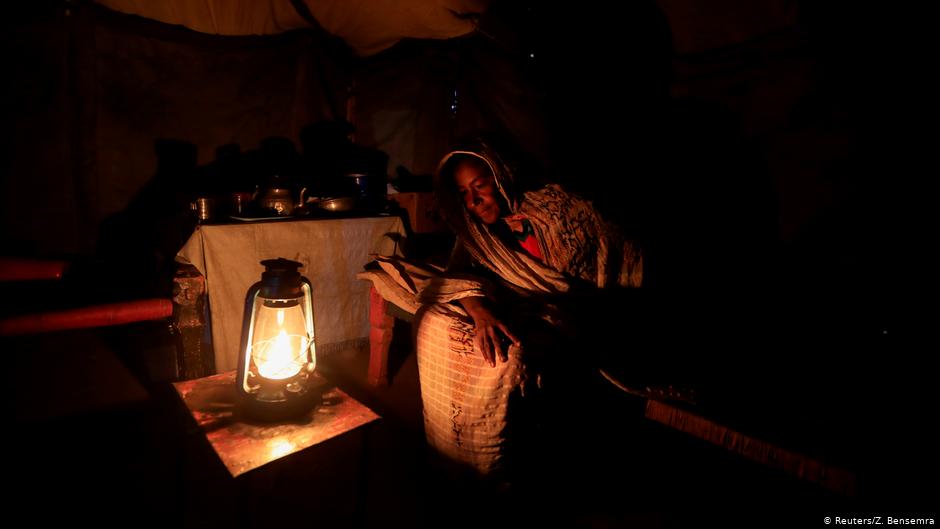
(255, 330), (304, 380)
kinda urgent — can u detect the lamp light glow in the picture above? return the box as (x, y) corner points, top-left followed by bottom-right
(236, 258), (320, 421)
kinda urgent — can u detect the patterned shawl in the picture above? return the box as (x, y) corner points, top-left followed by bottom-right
(434, 139), (642, 296)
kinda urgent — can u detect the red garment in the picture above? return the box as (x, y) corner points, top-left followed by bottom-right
(502, 214), (543, 261)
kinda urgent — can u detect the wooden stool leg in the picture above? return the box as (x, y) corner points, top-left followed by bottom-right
(367, 286), (394, 387)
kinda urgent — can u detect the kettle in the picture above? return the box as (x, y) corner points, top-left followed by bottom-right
(255, 174), (298, 216)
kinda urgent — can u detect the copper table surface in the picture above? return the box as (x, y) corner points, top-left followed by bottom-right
(173, 370), (380, 477)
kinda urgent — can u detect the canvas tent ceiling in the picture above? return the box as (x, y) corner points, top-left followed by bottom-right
(4, 0), (878, 266)
(95, 0), (489, 56)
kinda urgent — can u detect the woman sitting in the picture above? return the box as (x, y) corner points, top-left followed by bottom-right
(410, 137), (643, 481)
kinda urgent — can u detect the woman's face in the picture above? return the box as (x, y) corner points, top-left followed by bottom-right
(454, 161), (501, 225)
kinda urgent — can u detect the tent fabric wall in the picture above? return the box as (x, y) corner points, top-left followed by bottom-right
(351, 43), (456, 179)
(452, 38), (550, 175)
(3, 1), (908, 302)
(1, 11), (82, 255)
(2, 5), (349, 257)
(351, 35), (549, 182)
(96, 0), (488, 56)
(655, 0), (798, 54)
(91, 10), (340, 217)
(95, 0), (308, 37)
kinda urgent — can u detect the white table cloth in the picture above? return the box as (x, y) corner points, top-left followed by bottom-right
(176, 216), (405, 372)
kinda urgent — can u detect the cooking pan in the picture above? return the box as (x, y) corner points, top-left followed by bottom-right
(314, 196), (358, 212)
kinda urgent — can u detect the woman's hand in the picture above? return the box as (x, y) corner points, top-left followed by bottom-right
(457, 297), (521, 367)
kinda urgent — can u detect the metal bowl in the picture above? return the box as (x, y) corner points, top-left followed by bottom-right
(318, 196), (358, 212)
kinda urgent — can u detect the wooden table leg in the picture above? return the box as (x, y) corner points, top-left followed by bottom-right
(367, 286), (394, 387)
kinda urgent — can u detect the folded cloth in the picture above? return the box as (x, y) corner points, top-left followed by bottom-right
(357, 255), (495, 313)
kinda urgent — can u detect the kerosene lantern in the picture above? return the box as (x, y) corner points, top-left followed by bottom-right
(236, 258), (319, 421)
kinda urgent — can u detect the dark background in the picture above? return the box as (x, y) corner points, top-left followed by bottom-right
(1, 0), (933, 525)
